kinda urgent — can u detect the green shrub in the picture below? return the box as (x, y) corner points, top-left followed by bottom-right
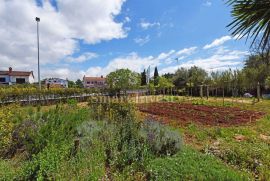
(140, 120), (182, 156)
(214, 141), (270, 180)
(102, 117), (150, 174)
(0, 159), (22, 180)
(21, 143), (72, 180)
(146, 147), (250, 181)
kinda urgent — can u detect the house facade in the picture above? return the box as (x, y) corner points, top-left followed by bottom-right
(83, 76), (106, 88)
(45, 78), (68, 88)
(0, 67), (34, 85)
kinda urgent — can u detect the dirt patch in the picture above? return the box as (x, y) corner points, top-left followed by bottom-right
(138, 102), (265, 126)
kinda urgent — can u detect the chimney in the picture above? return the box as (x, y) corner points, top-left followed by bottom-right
(9, 67), (12, 73)
(101, 75), (103, 78)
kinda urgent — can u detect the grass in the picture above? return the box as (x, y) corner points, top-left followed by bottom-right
(1, 97), (269, 180)
(175, 98), (270, 180)
(147, 146), (250, 181)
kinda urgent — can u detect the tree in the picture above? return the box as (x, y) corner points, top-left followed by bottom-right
(250, 39), (270, 66)
(266, 76), (270, 89)
(163, 73), (174, 79)
(154, 67), (159, 86)
(67, 80), (76, 88)
(173, 68), (189, 88)
(227, 0), (270, 49)
(141, 69), (147, 86)
(188, 66), (208, 86)
(188, 66), (208, 96)
(75, 79), (83, 88)
(106, 69), (140, 95)
(158, 77), (174, 89)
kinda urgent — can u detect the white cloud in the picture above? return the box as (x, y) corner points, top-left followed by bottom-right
(139, 19), (160, 30)
(42, 46), (247, 80)
(157, 50), (175, 60)
(0, 0), (127, 77)
(124, 16), (131, 23)
(65, 52), (98, 63)
(83, 47), (198, 77)
(160, 47), (248, 74)
(85, 52), (158, 76)
(203, 36), (232, 49)
(42, 67), (85, 80)
(176, 47), (197, 56)
(203, 1), (212, 7)
(134, 35), (150, 46)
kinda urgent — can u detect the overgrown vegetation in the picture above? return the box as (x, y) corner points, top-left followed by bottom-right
(0, 97), (253, 180)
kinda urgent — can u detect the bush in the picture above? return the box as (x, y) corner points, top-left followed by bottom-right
(101, 115), (150, 174)
(140, 120), (182, 156)
(15, 105), (91, 179)
(146, 147), (250, 181)
(212, 141), (270, 180)
(0, 104), (20, 155)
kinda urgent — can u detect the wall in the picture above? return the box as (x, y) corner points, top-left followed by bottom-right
(0, 75), (10, 83)
(10, 76), (30, 84)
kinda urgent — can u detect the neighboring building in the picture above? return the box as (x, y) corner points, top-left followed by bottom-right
(83, 76), (106, 88)
(45, 78), (68, 88)
(0, 67), (34, 85)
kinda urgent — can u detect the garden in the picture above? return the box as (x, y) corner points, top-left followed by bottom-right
(0, 95), (269, 180)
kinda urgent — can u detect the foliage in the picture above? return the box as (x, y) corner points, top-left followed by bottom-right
(106, 69), (141, 95)
(173, 67), (189, 88)
(266, 76), (270, 88)
(147, 146), (249, 180)
(157, 76), (174, 89)
(140, 120), (182, 156)
(154, 67), (159, 86)
(75, 79), (84, 88)
(67, 80), (76, 88)
(17, 106), (90, 180)
(141, 69), (147, 86)
(0, 159), (22, 180)
(0, 104), (20, 154)
(227, 0), (270, 49)
(0, 87), (98, 103)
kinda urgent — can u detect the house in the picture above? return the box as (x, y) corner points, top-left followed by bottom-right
(45, 78), (68, 88)
(83, 76), (106, 88)
(0, 67), (34, 85)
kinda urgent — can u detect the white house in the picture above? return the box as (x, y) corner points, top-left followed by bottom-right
(0, 67), (34, 85)
(45, 78), (68, 88)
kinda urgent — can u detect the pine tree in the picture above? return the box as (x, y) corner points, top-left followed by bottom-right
(154, 67), (159, 86)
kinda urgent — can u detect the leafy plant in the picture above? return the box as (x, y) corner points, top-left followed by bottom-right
(147, 147), (250, 180)
(140, 120), (182, 156)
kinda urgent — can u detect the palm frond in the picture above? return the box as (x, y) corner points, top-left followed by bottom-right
(227, 0), (270, 49)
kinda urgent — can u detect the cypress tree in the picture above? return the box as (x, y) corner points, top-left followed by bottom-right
(154, 67), (159, 86)
(141, 69), (147, 86)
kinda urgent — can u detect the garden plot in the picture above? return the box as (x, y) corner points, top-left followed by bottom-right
(138, 102), (265, 126)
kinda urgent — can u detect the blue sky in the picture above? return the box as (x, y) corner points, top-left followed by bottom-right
(0, 0), (249, 80)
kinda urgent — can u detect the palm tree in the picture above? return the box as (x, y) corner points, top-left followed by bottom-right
(227, 0), (270, 49)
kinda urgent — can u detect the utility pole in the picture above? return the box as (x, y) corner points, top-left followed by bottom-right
(36, 17), (41, 90)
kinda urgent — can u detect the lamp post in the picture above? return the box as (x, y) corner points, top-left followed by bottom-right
(36, 17), (41, 90)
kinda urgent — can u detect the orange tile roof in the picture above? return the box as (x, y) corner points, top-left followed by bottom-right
(83, 76), (106, 81)
(0, 71), (34, 77)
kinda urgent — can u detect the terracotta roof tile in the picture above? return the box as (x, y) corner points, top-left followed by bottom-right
(83, 77), (106, 81)
(0, 71), (34, 77)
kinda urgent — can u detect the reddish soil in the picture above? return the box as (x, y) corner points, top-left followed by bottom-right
(138, 102), (265, 126)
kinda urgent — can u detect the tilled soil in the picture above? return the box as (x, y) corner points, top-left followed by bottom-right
(138, 102), (265, 126)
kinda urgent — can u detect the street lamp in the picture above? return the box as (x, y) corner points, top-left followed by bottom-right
(35, 17), (41, 90)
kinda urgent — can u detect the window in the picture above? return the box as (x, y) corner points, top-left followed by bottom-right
(87, 81), (90, 84)
(0, 77), (5, 82)
(16, 78), (26, 84)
